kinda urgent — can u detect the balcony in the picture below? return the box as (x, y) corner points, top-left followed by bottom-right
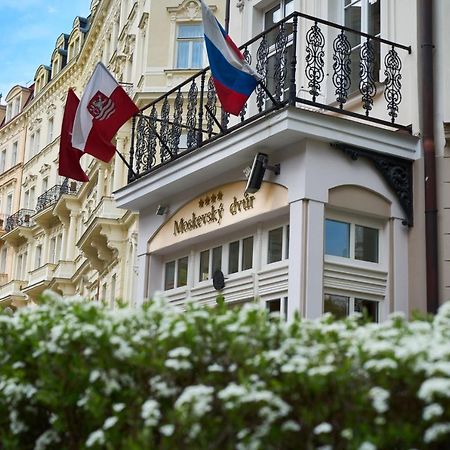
(5, 209), (35, 232)
(36, 179), (79, 213)
(126, 11), (411, 183)
(24, 263), (56, 297)
(0, 279), (27, 306)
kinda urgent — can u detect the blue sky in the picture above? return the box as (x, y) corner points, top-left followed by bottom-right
(0, 0), (92, 102)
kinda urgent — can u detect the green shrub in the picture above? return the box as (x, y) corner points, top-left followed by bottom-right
(0, 292), (449, 450)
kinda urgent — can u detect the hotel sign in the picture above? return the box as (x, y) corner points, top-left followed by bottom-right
(173, 192), (255, 236)
(148, 181), (288, 252)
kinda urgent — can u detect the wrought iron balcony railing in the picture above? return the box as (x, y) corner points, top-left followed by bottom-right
(5, 209), (35, 232)
(128, 11), (411, 182)
(35, 179), (80, 213)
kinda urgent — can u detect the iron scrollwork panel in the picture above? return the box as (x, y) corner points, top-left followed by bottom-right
(274, 22), (288, 102)
(256, 34), (269, 113)
(160, 97), (172, 163)
(186, 80), (199, 149)
(172, 89), (184, 155)
(305, 22), (325, 102)
(359, 39), (377, 116)
(384, 46), (402, 123)
(206, 77), (217, 139)
(332, 30), (352, 109)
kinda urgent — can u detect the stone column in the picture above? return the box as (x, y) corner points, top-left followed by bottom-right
(287, 198), (325, 321)
(390, 217), (409, 317)
(97, 166), (105, 204)
(66, 210), (79, 261)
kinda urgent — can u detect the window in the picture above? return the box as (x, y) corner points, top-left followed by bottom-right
(324, 293), (378, 322)
(228, 236), (254, 274)
(164, 256), (189, 290)
(199, 246), (222, 282)
(264, 0), (295, 103)
(325, 219), (379, 263)
(267, 225), (290, 263)
(0, 149), (6, 172)
(0, 247), (7, 273)
(176, 24), (204, 69)
(344, 0), (381, 89)
(29, 130), (40, 158)
(11, 141), (18, 166)
(24, 187), (35, 210)
(6, 194), (13, 216)
(42, 177), (48, 194)
(47, 117), (54, 143)
(13, 97), (20, 116)
(35, 245), (42, 268)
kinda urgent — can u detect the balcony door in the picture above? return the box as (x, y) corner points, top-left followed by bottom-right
(263, 0), (295, 106)
(344, 0), (381, 91)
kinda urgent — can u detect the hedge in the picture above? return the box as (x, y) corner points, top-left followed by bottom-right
(0, 292), (449, 450)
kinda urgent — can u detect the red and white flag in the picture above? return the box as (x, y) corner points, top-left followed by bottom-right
(58, 88), (89, 182)
(71, 62), (139, 163)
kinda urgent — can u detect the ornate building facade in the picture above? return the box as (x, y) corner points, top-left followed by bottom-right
(0, 0), (224, 309)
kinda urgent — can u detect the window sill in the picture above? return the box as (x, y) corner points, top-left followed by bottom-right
(324, 255), (386, 271)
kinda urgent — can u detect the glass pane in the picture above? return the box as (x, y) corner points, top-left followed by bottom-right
(349, 47), (361, 93)
(355, 298), (378, 322)
(212, 246), (222, 274)
(345, 1), (362, 49)
(176, 41), (189, 68)
(324, 294), (349, 319)
(285, 0), (294, 16)
(368, 0), (380, 36)
(165, 261), (175, 290)
(191, 41), (203, 68)
(228, 241), (239, 274)
(178, 24), (203, 38)
(267, 299), (281, 313)
(286, 225), (290, 259)
(265, 4), (281, 29)
(325, 219), (350, 258)
(268, 227), (283, 263)
(177, 257), (188, 287)
(242, 236), (253, 270)
(199, 250), (210, 281)
(355, 225), (379, 262)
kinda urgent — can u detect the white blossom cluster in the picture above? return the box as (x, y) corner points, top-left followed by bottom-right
(0, 292), (449, 449)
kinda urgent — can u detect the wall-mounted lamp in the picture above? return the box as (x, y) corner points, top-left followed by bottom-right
(245, 153), (280, 194)
(155, 205), (169, 216)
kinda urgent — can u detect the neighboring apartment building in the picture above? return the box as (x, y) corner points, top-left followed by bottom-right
(0, 0), (226, 309)
(114, 0), (446, 321)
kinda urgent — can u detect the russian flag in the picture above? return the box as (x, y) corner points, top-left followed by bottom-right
(201, 0), (260, 116)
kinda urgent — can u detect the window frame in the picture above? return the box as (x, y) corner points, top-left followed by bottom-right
(175, 22), (205, 70)
(163, 255), (189, 291)
(323, 291), (379, 322)
(324, 210), (384, 268)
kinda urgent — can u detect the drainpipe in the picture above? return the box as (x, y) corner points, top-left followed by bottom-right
(225, 0), (231, 33)
(421, 0), (439, 313)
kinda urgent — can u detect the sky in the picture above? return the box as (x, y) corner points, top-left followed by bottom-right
(0, 0), (92, 103)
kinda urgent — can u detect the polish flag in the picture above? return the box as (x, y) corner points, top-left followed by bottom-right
(58, 89), (89, 182)
(71, 62), (139, 163)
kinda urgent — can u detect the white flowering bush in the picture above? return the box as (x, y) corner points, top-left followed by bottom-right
(0, 292), (449, 450)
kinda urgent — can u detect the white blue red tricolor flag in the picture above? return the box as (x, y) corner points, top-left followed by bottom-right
(201, 0), (260, 116)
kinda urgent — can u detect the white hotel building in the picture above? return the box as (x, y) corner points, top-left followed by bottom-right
(115, 0), (443, 321)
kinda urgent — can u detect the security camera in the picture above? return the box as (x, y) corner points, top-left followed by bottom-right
(155, 205), (169, 216)
(245, 153), (280, 194)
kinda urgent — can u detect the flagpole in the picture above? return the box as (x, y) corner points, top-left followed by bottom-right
(115, 149), (137, 179)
